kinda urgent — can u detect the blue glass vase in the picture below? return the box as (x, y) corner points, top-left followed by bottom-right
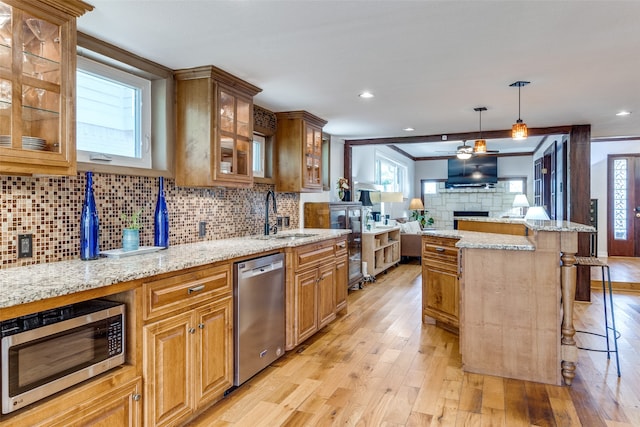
(154, 177), (169, 248)
(80, 171), (100, 260)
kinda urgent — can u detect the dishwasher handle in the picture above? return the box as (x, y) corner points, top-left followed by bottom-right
(240, 260), (284, 278)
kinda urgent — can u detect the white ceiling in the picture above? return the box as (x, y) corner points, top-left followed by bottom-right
(77, 1), (640, 157)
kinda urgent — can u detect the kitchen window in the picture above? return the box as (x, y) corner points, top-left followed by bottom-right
(375, 154), (406, 193)
(76, 33), (174, 175)
(76, 56), (152, 169)
(253, 134), (265, 178)
(507, 179), (524, 193)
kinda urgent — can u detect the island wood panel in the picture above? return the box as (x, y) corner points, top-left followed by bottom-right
(456, 219), (528, 236)
(460, 231), (562, 385)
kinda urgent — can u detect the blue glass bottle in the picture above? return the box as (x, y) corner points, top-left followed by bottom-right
(80, 171), (100, 260)
(154, 176), (169, 248)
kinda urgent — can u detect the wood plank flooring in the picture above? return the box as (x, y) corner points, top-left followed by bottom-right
(188, 261), (640, 426)
(591, 257), (640, 292)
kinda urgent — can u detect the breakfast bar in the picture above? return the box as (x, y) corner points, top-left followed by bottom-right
(423, 217), (594, 386)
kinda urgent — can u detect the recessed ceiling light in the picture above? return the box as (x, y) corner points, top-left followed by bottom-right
(403, 127), (415, 132)
(616, 111), (631, 116)
(359, 91), (374, 99)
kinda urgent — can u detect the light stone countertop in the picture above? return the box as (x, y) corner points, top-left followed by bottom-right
(455, 216), (595, 233)
(423, 229), (535, 251)
(0, 229), (349, 310)
(426, 216), (594, 251)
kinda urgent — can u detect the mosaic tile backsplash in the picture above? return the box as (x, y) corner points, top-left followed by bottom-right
(0, 173), (299, 268)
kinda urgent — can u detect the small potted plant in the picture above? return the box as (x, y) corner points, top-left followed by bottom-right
(121, 208), (142, 251)
(411, 209), (435, 229)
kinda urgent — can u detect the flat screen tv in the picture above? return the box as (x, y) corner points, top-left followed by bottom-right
(446, 156), (498, 187)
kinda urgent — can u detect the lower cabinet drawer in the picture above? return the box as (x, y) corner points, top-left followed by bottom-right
(143, 263), (231, 320)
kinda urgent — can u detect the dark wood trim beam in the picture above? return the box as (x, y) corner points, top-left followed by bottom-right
(387, 145), (417, 161)
(591, 136), (640, 143)
(345, 126), (574, 146)
(412, 151), (534, 161)
(569, 124), (592, 301)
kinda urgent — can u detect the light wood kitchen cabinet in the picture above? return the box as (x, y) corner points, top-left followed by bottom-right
(0, 0), (92, 175)
(334, 238), (349, 312)
(421, 235), (460, 333)
(48, 377), (142, 427)
(361, 227), (401, 277)
(286, 239), (337, 349)
(142, 262), (233, 427)
(175, 65), (262, 188)
(275, 110), (327, 192)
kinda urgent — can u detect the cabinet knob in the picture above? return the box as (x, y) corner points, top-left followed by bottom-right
(132, 394), (141, 401)
(198, 323), (205, 329)
(189, 328), (196, 334)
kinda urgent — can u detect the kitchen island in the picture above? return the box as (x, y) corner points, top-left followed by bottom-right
(423, 217), (594, 386)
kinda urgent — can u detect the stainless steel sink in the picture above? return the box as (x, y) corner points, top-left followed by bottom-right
(251, 233), (317, 240)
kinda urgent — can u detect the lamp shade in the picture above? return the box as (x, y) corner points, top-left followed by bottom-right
(381, 192), (403, 203)
(512, 194), (530, 208)
(359, 190), (373, 207)
(408, 198), (424, 210)
(524, 206), (550, 220)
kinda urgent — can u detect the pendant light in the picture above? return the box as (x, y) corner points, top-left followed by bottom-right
(510, 80), (530, 140)
(473, 107), (487, 153)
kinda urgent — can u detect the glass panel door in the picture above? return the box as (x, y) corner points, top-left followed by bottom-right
(607, 155), (640, 256)
(21, 14), (60, 154)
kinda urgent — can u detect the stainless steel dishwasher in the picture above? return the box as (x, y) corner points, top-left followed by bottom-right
(233, 252), (285, 386)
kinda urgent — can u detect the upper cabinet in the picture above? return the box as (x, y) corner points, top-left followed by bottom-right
(0, 0), (92, 176)
(275, 110), (327, 192)
(175, 65), (262, 188)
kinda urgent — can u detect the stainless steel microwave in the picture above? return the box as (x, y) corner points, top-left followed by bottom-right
(1, 299), (125, 414)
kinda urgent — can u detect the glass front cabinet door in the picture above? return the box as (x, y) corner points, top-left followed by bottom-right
(0, 0), (92, 175)
(275, 110), (327, 193)
(175, 65), (262, 188)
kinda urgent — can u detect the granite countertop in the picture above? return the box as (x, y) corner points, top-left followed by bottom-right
(454, 216), (595, 233)
(0, 229), (349, 310)
(423, 229), (535, 251)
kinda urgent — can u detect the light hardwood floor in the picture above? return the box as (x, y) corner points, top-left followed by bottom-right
(189, 261), (640, 426)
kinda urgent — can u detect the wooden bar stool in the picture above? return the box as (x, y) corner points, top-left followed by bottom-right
(574, 256), (621, 377)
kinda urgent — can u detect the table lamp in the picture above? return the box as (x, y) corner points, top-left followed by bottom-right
(512, 194), (530, 217)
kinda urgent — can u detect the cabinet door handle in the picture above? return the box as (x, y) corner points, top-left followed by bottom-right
(337, 242), (346, 248)
(436, 247), (445, 252)
(189, 328), (196, 334)
(198, 323), (205, 329)
(188, 284), (205, 294)
(132, 394), (141, 402)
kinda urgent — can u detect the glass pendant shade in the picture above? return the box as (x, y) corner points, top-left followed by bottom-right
(510, 81), (530, 140)
(512, 120), (528, 140)
(473, 139), (487, 153)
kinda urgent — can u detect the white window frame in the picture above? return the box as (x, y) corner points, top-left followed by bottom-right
(507, 179), (524, 193)
(76, 56), (152, 169)
(253, 133), (265, 178)
(423, 181), (438, 195)
(374, 152), (407, 194)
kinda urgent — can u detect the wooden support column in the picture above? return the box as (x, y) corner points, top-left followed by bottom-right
(560, 231), (578, 385)
(568, 125), (592, 301)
